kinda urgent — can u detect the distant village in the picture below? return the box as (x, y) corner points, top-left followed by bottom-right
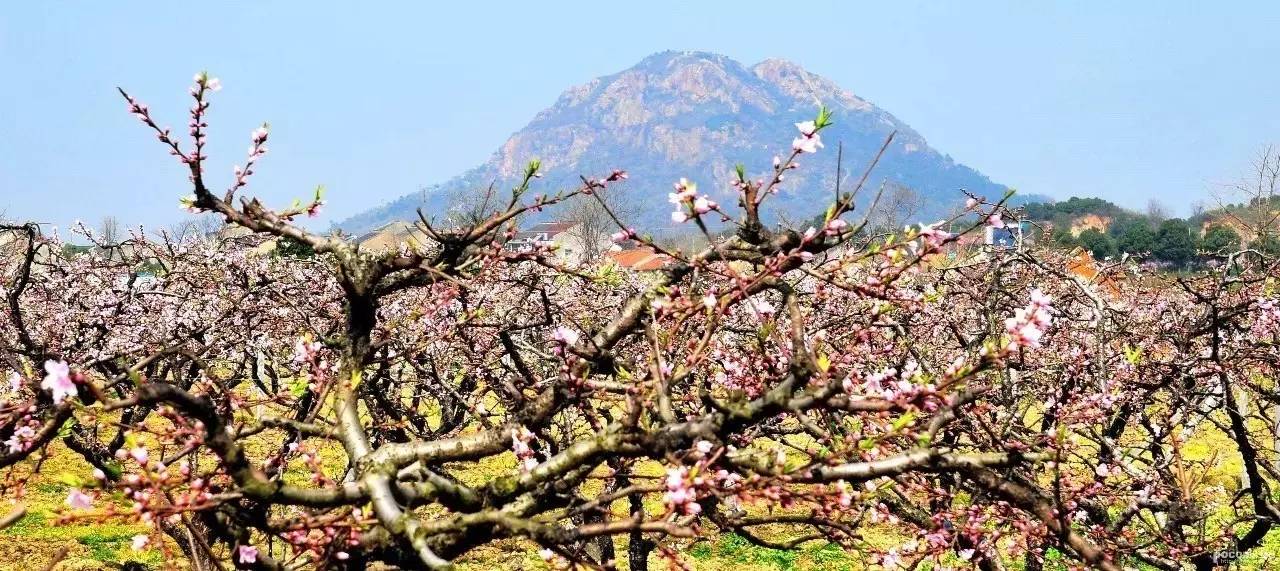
(5, 194), (1276, 301)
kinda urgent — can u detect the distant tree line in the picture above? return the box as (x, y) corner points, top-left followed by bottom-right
(1024, 196), (1280, 269)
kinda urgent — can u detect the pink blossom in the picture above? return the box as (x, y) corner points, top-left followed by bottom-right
(130, 446), (149, 465)
(752, 300), (776, 317)
(792, 134), (823, 154)
(293, 336), (323, 363)
(1004, 289), (1054, 350)
(836, 480), (853, 507)
(651, 297), (670, 313)
(668, 178), (697, 203)
(610, 229), (633, 243)
(917, 222), (952, 247)
(6, 425), (34, 453)
(7, 371), (19, 392)
(552, 327), (580, 346)
(663, 466), (701, 515)
(695, 440), (714, 454)
(958, 548), (975, 560)
(693, 196), (717, 214)
(824, 218), (848, 236)
(795, 120), (817, 137)
(965, 197), (979, 209)
(879, 548), (903, 569)
(702, 292), (717, 310)
(539, 548), (555, 561)
(987, 213), (1005, 229)
(41, 360), (76, 404)
(671, 211), (689, 224)
(237, 544), (259, 564)
(131, 534), (150, 551)
(66, 488), (93, 510)
(1030, 288), (1052, 307)
(511, 425), (540, 472)
(861, 367), (898, 398)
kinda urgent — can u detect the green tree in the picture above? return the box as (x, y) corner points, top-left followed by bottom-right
(1076, 228), (1116, 259)
(61, 243), (91, 256)
(1153, 219), (1196, 266)
(1252, 233), (1280, 256)
(1117, 223), (1155, 255)
(1200, 225), (1241, 256)
(1049, 226), (1077, 248)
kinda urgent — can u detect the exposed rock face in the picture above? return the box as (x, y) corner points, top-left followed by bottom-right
(1068, 214), (1112, 237)
(338, 51), (1012, 234)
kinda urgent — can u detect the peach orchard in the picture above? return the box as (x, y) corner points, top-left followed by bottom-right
(3, 73), (1280, 571)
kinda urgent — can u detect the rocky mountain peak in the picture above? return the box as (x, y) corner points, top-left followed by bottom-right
(751, 58), (873, 112)
(337, 52), (1011, 235)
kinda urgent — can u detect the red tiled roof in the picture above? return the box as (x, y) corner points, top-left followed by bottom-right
(608, 247), (670, 271)
(1065, 247), (1121, 296)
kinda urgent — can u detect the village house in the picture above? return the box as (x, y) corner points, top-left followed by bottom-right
(502, 221), (614, 265)
(606, 246), (671, 271)
(504, 221), (577, 252)
(1064, 246), (1122, 297)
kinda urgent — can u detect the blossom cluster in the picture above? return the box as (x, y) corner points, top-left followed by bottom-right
(668, 178), (719, 223)
(1003, 289), (1053, 351)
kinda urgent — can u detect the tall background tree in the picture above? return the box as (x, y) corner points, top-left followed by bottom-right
(865, 181), (924, 233)
(1077, 228), (1116, 259)
(1201, 225), (1242, 256)
(563, 185), (637, 263)
(97, 215), (121, 245)
(1117, 221), (1156, 255)
(1154, 218), (1197, 266)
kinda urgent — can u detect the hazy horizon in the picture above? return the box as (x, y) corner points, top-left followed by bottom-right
(4, 1), (1279, 233)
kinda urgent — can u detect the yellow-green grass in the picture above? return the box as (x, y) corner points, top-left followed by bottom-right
(13, 387), (1280, 570)
(1, 440), (162, 570)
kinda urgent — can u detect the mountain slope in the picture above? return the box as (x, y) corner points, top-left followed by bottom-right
(338, 51), (1017, 235)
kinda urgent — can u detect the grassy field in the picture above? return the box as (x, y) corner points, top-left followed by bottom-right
(8, 404), (1280, 570)
(1, 441), (163, 570)
(0, 444), (872, 570)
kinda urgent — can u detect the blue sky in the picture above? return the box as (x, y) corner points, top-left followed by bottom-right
(3, 1), (1278, 232)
